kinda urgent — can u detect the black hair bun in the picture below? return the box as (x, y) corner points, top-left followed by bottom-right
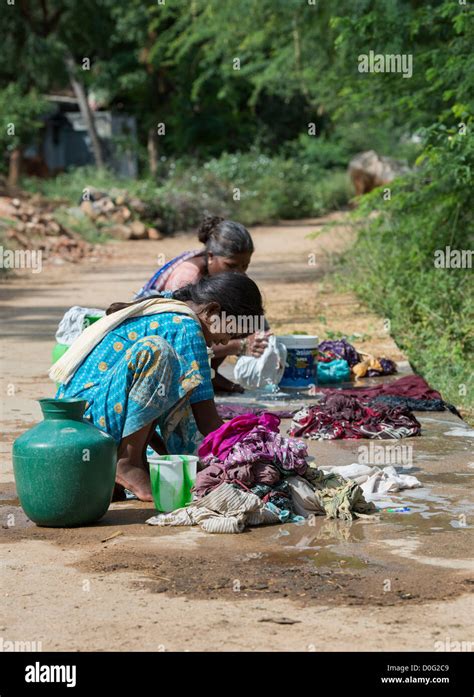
(197, 216), (224, 243)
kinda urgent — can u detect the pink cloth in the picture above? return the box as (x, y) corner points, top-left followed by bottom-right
(164, 258), (203, 291)
(198, 413), (281, 462)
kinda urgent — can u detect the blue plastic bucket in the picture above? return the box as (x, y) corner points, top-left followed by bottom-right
(278, 335), (318, 389)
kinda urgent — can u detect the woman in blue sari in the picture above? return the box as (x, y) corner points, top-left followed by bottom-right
(52, 273), (264, 502)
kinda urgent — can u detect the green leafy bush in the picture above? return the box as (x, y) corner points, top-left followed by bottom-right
(151, 152), (352, 227)
(342, 123), (474, 415)
(22, 152), (353, 232)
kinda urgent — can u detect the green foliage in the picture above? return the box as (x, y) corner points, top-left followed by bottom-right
(23, 155), (352, 233)
(162, 152), (351, 225)
(342, 123), (474, 413)
(0, 85), (48, 153)
(1, 0), (472, 165)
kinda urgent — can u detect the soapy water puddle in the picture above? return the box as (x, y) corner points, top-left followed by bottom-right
(380, 486), (474, 520)
(274, 518), (366, 548)
(384, 537), (474, 571)
(418, 416), (462, 426)
(310, 549), (368, 569)
(444, 427), (474, 438)
(263, 483), (473, 567)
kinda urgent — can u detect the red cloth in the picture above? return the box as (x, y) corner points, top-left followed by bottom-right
(289, 393), (421, 440)
(317, 375), (442, 401)
(198, 412), (281, 462)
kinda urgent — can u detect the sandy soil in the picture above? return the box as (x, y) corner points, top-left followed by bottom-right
(1, 213), (473, 651)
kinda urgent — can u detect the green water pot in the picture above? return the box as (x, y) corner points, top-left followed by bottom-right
(13, 398), (117, 527)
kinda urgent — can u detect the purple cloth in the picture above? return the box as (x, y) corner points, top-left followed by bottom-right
(318, 375), (442, 401)
(195, 412), (309, 498)
(366, 357), (397, 377)
(198, 412), (280, 462)
(218, 426), (308, 474)
(318, 339), (360, 367)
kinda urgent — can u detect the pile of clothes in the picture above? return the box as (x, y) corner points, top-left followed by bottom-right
(215, 378), (457, 443)
(147, 413), (377, 533)
(195, 413), (308, 499)
(318, 338), (397, 380)
(317, 375), (461, 418)
(289, 393), (421, 440)
(216, 373), (459, 422)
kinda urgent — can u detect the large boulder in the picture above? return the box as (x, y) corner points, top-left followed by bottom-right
(348, 150), (410, 196)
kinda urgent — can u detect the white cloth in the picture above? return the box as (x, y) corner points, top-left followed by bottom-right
(285, 475), (325, 517)
(49, 297), (198, 385)
(234, 335), (287, 389)
(55, 306), (105, 345)
(320, 463), (421, 500)
(147, 482), (279, 534)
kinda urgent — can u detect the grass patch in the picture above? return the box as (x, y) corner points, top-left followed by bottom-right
(340, 126), (474, 420)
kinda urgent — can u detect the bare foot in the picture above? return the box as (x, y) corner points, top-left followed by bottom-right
(116, 459), (153, 502)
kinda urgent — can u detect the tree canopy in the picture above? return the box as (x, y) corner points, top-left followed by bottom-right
(1, 0), (472, 164)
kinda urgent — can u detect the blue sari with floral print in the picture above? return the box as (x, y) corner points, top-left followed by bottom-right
(56, 311), (213, 454)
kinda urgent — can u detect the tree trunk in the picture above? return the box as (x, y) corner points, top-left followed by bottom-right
(147, 127), (159, 177)
(8, 148), (22, 189)
(64, 54), (104, 169)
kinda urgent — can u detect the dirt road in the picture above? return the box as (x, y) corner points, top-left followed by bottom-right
(1, 214), (473, 651)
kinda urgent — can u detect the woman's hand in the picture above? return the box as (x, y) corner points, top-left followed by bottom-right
(246, 331), (271, 357)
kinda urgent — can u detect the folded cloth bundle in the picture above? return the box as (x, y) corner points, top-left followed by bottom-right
(317, 358), (351, 384)
(289, 393), (421, 440)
